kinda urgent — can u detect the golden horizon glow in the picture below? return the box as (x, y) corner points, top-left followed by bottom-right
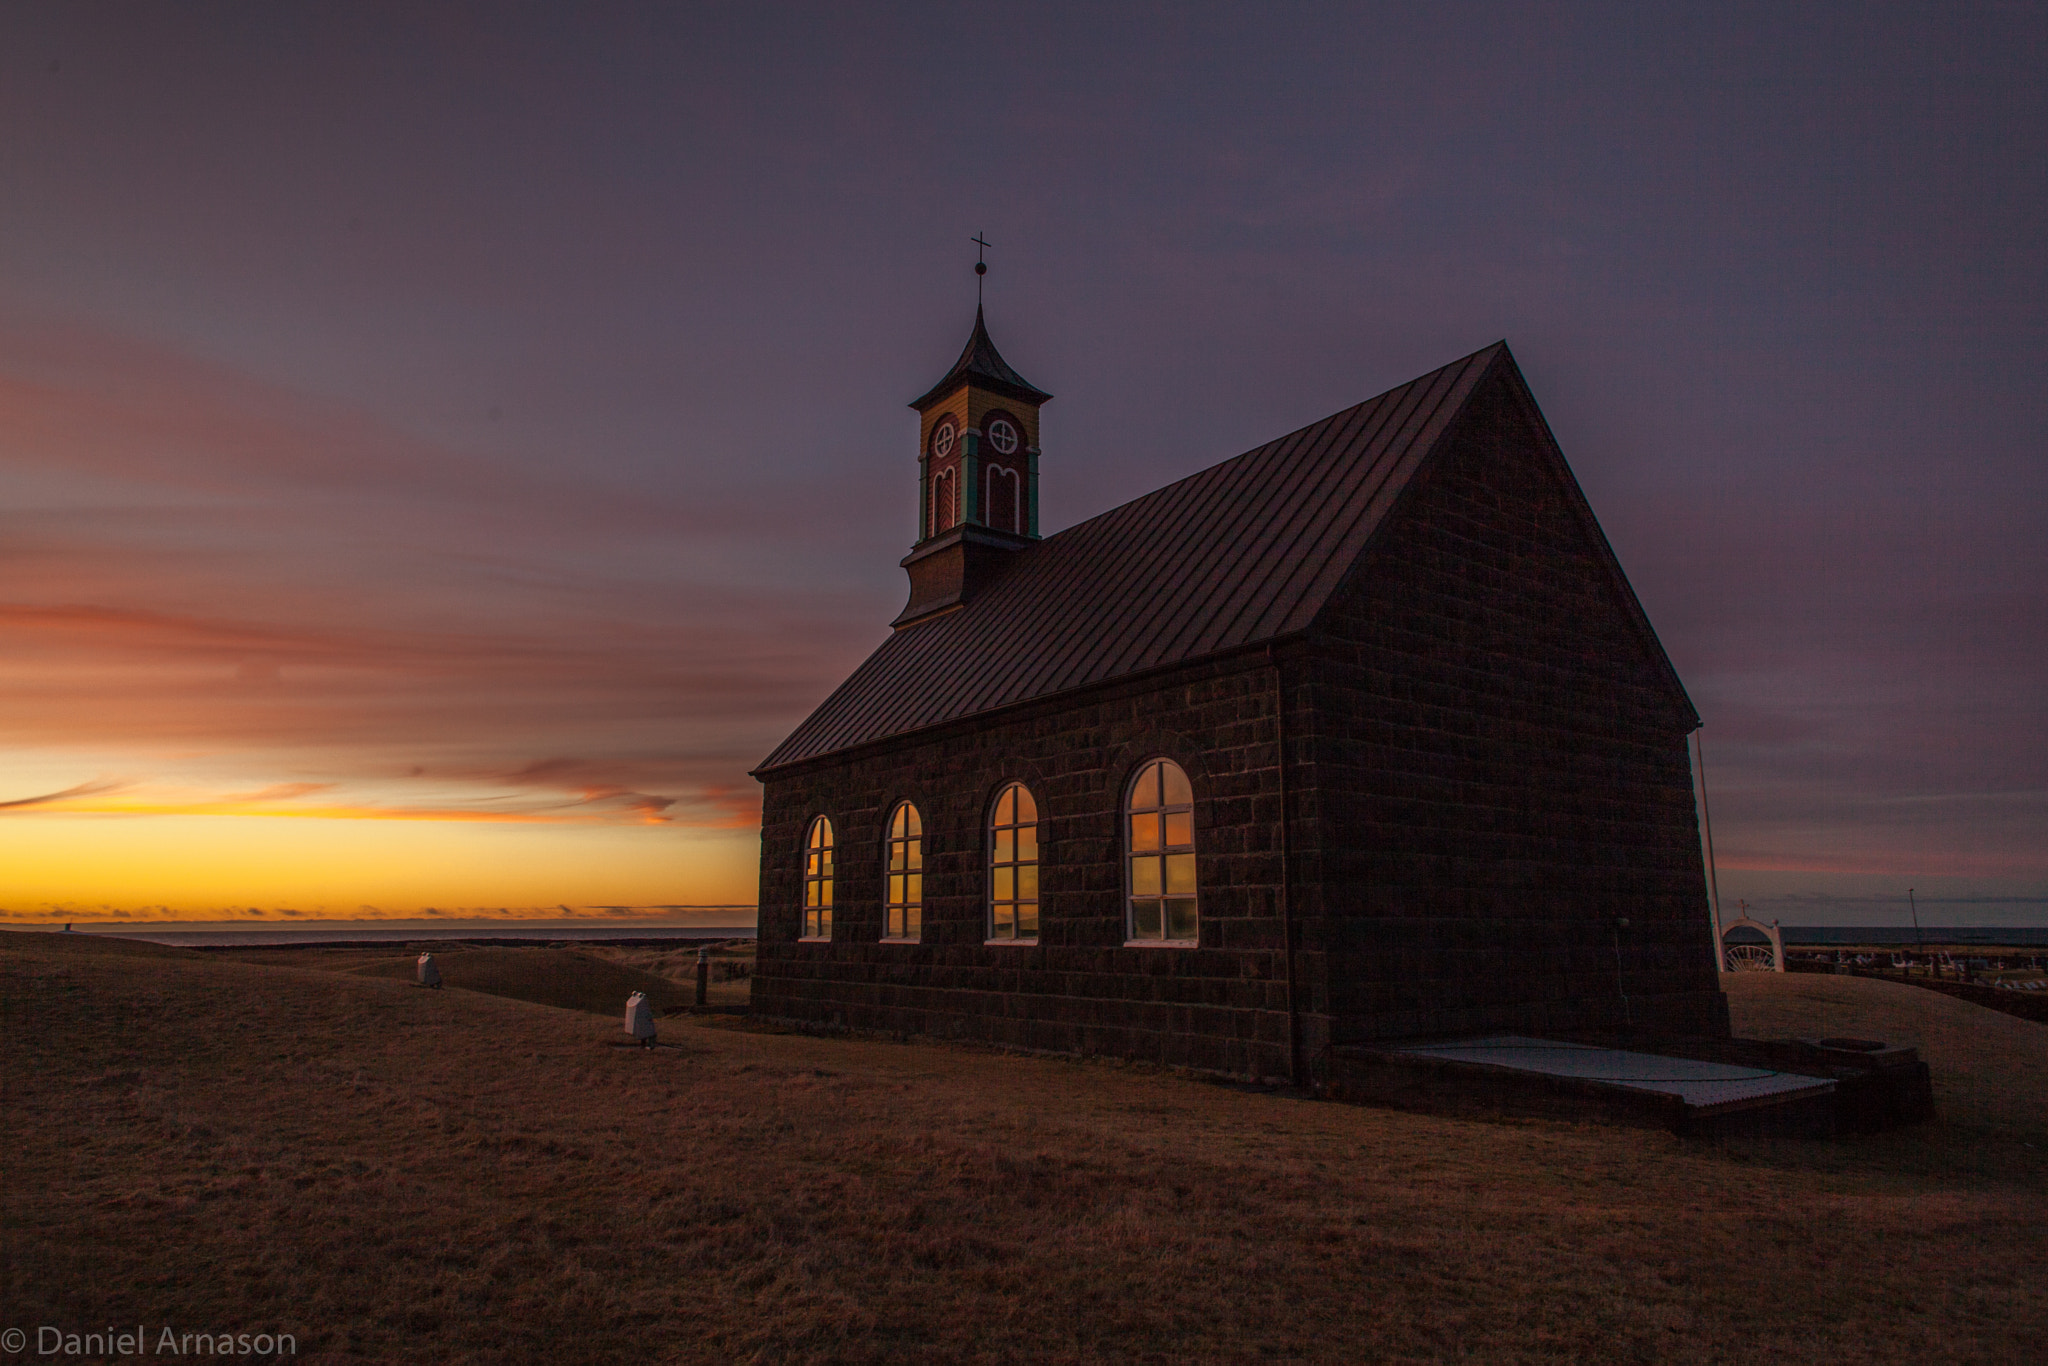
(0, 810), (759, 919)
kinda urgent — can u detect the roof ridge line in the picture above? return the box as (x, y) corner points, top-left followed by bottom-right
(1027, 341), (1507, 545)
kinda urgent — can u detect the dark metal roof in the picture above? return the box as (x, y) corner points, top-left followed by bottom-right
(761, 343), (1520, 774)
(908, 306), (1053, 410)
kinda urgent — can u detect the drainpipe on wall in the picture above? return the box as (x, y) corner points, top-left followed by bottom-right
(1269, 643), (1302, 1088)
(1693, 728), (1724, 961)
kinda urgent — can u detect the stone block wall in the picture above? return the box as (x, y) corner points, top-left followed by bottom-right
(754, 654), (1301, 1082)
(1301, 371), (1728, 1046)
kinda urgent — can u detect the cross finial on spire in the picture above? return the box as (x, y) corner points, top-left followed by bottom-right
(971, 232), (990, 303)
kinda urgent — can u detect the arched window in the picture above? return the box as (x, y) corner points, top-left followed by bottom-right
(1127, 759), (1196, 943)
(802, 816), (833, 940)
(987, 782), (1039, 942)
(884, 801), (923, 941)
(985, 464), (1020, 533)
(932, 467), (956, 534)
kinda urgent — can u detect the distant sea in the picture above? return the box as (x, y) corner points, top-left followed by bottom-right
(1777, 925), (2048, 947)
(58, 925), (754, 949)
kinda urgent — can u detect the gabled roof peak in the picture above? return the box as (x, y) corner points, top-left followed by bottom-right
(760, 339), (1697, 775)
(909, 306), (1053, 411)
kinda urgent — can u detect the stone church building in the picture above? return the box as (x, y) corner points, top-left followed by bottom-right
(751, 312), (1728, 1086)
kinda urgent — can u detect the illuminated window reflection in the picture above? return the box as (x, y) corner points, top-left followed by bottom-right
(884, 802), (923, 940)
(1127, 760), (1196, 943)
(803, 816), (833, 939)
(987, 783), (1038, 941)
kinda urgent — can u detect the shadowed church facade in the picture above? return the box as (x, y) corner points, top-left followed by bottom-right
(750, 313), (1728, 1085)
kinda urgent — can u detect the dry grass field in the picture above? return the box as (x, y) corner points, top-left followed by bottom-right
(3, 932), (2043, 1364)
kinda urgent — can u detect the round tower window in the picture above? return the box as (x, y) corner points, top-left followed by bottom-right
(986, 417), (1019, 455)
(931, 420), (957, 459)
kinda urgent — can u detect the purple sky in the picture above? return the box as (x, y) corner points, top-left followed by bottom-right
(2, 3), (2042, 925)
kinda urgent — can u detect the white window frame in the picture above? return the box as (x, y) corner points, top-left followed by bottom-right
(984, 462), (1020, 532)
(986, 781), (1040, 945)
(883, 801), (923, 943)
(1124, 759), (1197, 946)
(801, 815), (833, 941)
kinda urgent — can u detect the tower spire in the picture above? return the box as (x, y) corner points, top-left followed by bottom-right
(972, 232), (990, 306)
(895, 296), (1053, 628)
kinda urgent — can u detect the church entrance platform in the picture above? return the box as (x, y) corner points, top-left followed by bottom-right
(1328, 1034), (1932, 1138)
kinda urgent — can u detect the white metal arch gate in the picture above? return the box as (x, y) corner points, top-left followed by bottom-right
(1719, 915), (1785, 973)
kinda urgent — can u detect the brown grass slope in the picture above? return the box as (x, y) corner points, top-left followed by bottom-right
(2, 931), (2043, 1365)
(335, 945), (696, 1017)
(222, 942), (751, 1015)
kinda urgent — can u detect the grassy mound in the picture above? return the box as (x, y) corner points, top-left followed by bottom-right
(0, 928), (203, 962)
(1726, 969), (2048, 1141)
(339, 944), (694, 1016)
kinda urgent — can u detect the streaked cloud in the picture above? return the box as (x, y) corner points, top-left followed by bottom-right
(0, 779), (132, 812)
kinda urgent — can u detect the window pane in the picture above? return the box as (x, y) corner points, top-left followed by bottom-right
(806, 882), (819, 908)
(886, 905), (901, 938)
(1166, 898), (1198, 940)
(993, 867), (1014, 902)
(1162, 762), (1192, 807)
(806, 851), (819, 877)
(1132, 900), (1161, 938)
(821, 850), (833, 876)
(889, 873), (904, 906)
(1132, 855), (1162, 897)
(905, 806), (921, 838)
(994, 828), (1014, 863)
(889, 842), (904, 872)
(1138, 761), (1164, 811)
(907, 873), (922, 905)
(1164, 811), (1193, 848)
(1013, 786), (1037, 823)
(1166, 853), (1196, 895)
(1129, 812), (1160, 852)
(907, 841), (922, 871)
(1017, 903), (1038, 938)
(997, 786), (1014, 825)
(890, 805), (905, 838)
(820, 880), (834, 907)
(993, 904), (1014, 938)
(1018, 864), (1038, 902)
(905, 905), (921, 938)
(818, 907), (831, 936)
(1017, 824), (1038, 863)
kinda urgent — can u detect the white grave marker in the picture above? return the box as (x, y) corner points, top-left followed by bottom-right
(625, 991), (656, 1046)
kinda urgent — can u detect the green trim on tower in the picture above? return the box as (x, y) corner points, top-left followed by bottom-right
(962, 432), (981, 530)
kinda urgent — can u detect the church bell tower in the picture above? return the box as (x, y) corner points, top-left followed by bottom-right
(893, 301), (1052, 628)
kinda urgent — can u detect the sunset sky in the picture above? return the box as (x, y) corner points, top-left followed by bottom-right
(3, 4), (2042, 928)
